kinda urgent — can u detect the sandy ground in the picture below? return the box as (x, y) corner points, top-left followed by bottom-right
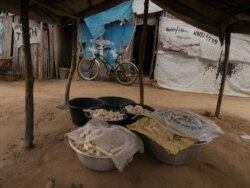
(0, 78), (250, 188)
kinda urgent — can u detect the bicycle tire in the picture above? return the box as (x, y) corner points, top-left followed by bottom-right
(115, 62), (138, 86)
(77, 59), (100, 81)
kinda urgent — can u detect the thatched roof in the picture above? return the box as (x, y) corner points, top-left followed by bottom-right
(0, 0), (128, 24)
(152, 0), (250, 39)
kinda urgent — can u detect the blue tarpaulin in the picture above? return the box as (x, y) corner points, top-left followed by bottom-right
(84, 0), (133, 38)
(0, 21), (4, 55)
(0, 22), (3, 38)
(77, 0), (135, 64)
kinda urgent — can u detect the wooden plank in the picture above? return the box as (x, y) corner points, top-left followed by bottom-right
(49, 24), (54, 79)
(53, 25), (60, 79)
(38, 22), (43, 80)
(3, 13), (12, 57)
(45, 26), (49, 80)
(12, 15), (20, 72)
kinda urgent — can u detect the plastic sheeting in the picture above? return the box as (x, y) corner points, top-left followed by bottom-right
(0, 21), (3, 38)
(151, 108), (224, 142)
(66, 119), (144, 171)
(0, 20), (4, 55)
(78, 0), (135, 64)
(158, 17), (222, 61)
(230, 34), (250, 64)
(154, 52), (250, 97)
(154, 15), (250, 97)
(85, 1), (133, 38)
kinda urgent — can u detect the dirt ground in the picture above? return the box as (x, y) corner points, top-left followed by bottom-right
(0, 78), (250, 188)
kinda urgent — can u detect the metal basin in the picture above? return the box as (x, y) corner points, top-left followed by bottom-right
(141, 134), (210, 165)
(68, 139), (116, 171)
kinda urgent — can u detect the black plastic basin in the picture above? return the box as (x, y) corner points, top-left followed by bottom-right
(98, 96), (136, 109)
(68, 98), (104, 126)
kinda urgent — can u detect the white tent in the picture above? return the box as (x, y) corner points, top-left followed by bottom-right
(154, 15), (250, 97)
(133, 0), (162, 15)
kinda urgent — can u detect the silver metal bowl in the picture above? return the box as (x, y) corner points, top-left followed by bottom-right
(68, 139), (116, 171)
(141, 135), (210, 165)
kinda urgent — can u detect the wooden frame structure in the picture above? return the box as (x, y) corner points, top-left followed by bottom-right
(1, 0), (250, 148)
(2, 0), (129, 148)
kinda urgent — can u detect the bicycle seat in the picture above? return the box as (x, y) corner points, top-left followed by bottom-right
(104, 47), (112, 51)
(116, 52), (124, 55)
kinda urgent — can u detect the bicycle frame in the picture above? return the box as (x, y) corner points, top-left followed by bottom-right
(93, 51), (122, 76)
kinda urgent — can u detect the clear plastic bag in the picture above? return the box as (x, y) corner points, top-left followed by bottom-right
(66, 119), (144, 171)
(151, 108), (224, 142)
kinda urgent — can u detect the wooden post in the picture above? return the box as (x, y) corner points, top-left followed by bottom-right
(138, 0), (149, 104)
(215, 29), (231, 117)
(21, 0), (34, 149)
(65, 19), (78, 105)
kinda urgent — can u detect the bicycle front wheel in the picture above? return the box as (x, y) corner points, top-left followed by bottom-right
(115, 62), (138, 86)
(77, 59), (100, 80)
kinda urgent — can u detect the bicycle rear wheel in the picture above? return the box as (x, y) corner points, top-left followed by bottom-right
(115, 62), (138, 86)
(77, 59), (100, 80)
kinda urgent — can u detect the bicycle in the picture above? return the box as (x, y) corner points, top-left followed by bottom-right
(77, 46), (139, 86)
(0, 57), (19, 81)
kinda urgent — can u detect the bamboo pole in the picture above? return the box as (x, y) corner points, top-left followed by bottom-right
(215, 29), (231, 117)
(65, 19), (78, 105)
(21, 0), (34, 149)
(138, 0), (149, 104)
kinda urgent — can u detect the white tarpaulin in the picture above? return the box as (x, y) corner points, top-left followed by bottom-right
(154, 16), (250, 97)
(158, 17), (222, 61)
(154, 52), (250, 97)
(12, 23), (41, 48)
(230, 34), (250, 64)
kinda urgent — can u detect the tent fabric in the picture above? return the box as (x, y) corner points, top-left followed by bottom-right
(154, 52), (250, 97)
(0, 21), (3, 38)
(84, 0), (134, 38)
(78, 0), (135, 64)
(158, 17), (222, 61)
(133, 0), (162, 15)
(154, 16), (250, 97)
(230, 34), (250, 64)
(151, 0), (250, 37)
(0, 20), (4, 55)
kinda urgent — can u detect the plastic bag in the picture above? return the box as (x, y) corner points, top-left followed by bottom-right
(151, 108), (224, 142)
(66, 119), (144, 171)
(128, 116), (196, 155)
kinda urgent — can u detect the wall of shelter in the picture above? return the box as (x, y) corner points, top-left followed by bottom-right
(0, 13), (65, 80)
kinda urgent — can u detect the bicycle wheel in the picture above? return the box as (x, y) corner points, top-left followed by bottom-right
(115, 62), (138, 86)
(77, 59), (100, 80)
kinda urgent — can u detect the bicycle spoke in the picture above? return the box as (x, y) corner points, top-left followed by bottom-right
(78, 59), (99, 80)
(115, 62), (138, 85)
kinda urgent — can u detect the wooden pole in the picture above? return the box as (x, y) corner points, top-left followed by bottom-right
(65, 19), (78, 105)
(215, 29), (231, 117)
(21, 0), (34, 149)
(138, 0), (149, 104)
